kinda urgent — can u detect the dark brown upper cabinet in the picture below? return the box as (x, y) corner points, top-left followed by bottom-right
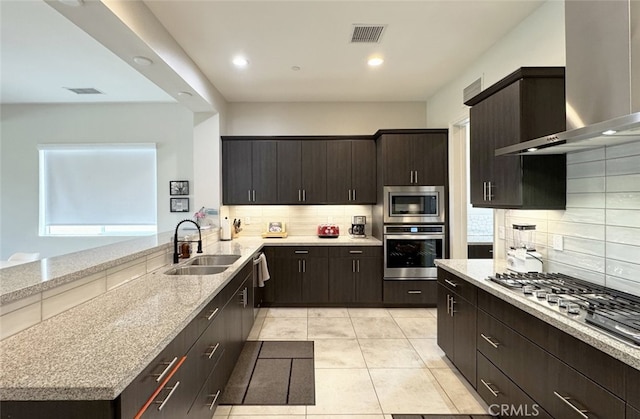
(222, 139), (278, 205)
(326, 139), (376, 204)
(376, 130), (448, 186)
(277, 140), (327, 204)
(465, 67), (567, 209)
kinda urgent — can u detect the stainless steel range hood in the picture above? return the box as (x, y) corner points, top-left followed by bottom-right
(496, 0), (640, 156)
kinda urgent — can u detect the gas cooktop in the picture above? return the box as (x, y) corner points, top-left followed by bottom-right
(488, 272), (640, 346)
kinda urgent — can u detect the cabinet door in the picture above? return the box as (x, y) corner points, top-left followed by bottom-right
(326, 141), (352, 203)
(452, 296), (477, 387)
(301, 141), (327, 203)
(251, 141), (278, 204)
(302, 256), (329, 303)
(271, 252), (303, 303)
(329, 257), (355, 303)
(382, 134), (415, 185)
(241, 281), (255, 342)
(350, 140), (376, 203)
(277, 141), (302, 203)
(436, 283), (454, 359)
(354, 256), (382, 303)
(412, 133), (447, 186)
(469, 101), (494, 207)
(222, 141), (253, 204)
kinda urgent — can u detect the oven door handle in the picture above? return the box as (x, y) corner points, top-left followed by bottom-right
(384, 234), (445, 240)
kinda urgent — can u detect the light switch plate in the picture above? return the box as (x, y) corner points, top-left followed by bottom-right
(552, 234), (564, 251)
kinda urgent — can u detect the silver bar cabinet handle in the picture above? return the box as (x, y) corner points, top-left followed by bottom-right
(295, 250), (308, 254)
(208, 390), (221, 410)
(483, 182), (487, 201)
(298, 259), (302, 272)
(553, 391), (589, 418)
(207, 307), (220, 321)
(349, 250), (363, 254)
(353, 189), (356, 201)
(206, 342), (220, 359)
(352, 259), (356, 273)
(156, 381), (180, 411)
(444, 279), (458, 288)
(487, 182), (492, 201)
(302, 259), (306, 273)
(407, 290), (422, 294)
(298, 189), (301, 201)
(248, 190), (252, 201)
(154, 357), (178, 383)
(303, 189), (306, 201)
(414, 171), (418, 184)
(480, 379), (500, 398)
(480, 333), (500, 349)
(410, 171), (414, 184)
(348, 189), (352, 201)
(252, 190), (256, 202)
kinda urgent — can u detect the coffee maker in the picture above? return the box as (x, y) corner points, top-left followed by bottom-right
(349, 215), (366, 238)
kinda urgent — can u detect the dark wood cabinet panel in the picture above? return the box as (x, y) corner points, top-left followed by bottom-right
(453, 295), (476, 386)
(329, 257), (355, 303)
(222, 141), (253, 204)
(437, 283), (454, 360)
(383, 280), (437, 305)
(328, 247), (382, 304)
(251, 141), (278, 204)
(467, 244), (492, 259)
(629, 404), (640, 419)
(378, 130), (448, 186)
(326, 140), (376, 204)
(466, 67), (566, 209)
(276, 140), (302, 203)
(301, 256), (329, 303)
(187, 352), (227, 419)
(278, 140), (327, 203)
(628, 365), (640, 410)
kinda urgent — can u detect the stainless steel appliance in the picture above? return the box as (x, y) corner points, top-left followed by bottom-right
(384, 224), (445, 280)
(488, 272), (640, 346)
(383, 186), (445, 224)
(349, 215), (366, 238)
(506, 224), (543, 273)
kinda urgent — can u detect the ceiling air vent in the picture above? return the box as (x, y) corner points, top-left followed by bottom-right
(64, 87), (104, 95)
(463, 78), (482, 103)
(350, 24), (386, 43)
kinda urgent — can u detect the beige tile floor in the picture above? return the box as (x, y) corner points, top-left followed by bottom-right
(214, 307), (488, 419)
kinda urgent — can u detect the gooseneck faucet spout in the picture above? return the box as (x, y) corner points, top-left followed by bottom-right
(173, 219), (203, 264)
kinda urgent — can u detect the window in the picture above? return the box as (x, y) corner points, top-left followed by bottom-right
(39, 144), (157, 236)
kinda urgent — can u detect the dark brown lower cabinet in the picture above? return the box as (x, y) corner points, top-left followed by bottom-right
(0, 261), (256, 419)
(383, 280), (436, 305)
(328, 247), (382, 304)
(629, 405), (640, 419)
(628, 365), (640, 412)
(477, 288), (626, 419)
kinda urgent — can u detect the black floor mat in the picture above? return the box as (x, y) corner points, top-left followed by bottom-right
(219, 341), (315, 405)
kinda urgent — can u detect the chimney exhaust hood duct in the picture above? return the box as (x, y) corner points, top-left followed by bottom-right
(496, 0), (640, 156)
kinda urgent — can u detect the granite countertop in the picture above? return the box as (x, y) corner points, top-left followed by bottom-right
(435, 259), (640, 370)
(0, 240), (262, 401)
(0, 235), (381, 401)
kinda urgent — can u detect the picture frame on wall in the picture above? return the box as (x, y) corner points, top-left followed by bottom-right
(170, 197), (189, 212)
(169, 180), (189, 196)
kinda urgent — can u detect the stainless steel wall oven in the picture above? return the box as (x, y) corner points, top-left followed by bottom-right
(383, 225), (445, 280)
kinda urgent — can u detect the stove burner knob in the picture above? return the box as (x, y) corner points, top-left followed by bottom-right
(523, 285), (534, 295)
(547, 295), (559, 305)
(536, 290), (548, 299)
(567, 303), (581, 315)
(558, 298), (568, 309)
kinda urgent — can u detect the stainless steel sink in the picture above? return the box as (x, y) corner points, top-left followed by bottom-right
(187, 254), (241, 266)
(164, 265), (228, 276)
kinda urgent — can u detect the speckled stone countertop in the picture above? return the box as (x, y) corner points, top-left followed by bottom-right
(0, 235), (381, 401)
(436, 259), (640, 371)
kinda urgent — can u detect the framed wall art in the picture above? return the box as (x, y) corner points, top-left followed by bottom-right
(169, 180), (189, 196)
(170, 197), (189, 212)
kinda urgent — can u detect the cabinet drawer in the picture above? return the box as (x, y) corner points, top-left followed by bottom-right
(329, 246), (381, 258)
(629, 404), (640, 419)
(477, 352), (552, 419)
(187, 352), (227, 419)
(383, 280), (436, 305)
(628, 366), (640, 410)
(437, 268), (477, 305)
(272, 246), (329, 258)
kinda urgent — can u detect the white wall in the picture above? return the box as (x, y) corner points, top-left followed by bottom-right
(227, 102), (427, 136)
(193, 113), (221, 214)
(0, 103), (195, 259)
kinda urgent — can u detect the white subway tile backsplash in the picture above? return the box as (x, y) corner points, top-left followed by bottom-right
(606, 259), (640, 283)
(606, 140), (640, 159)
(606, 226), (640, 246)
(605, 192), (640, 210)
(566, 177), (605, 193)
(547, 221), (605, 241)
(605, 154), (640, 176)
(546, 208), (605, 224)
(606, 209), (640, 228)
(545, 261), (606, 285)
(566, 192), (605, 209)
(604, 275), (640, 297)
(547, 249), (605, 273)
(606, 242), (640, 263)
(606, 174), (640, 192)
(561, 236), (605, 257)
(566, 161), (605, 179)
(566, 147), (606, 164)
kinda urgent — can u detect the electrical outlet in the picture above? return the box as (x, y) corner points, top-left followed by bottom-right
(552, 234), (564, 251)
(498, 226), (505, 240)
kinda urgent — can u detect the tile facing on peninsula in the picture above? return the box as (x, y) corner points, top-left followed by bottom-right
(0, 293), (40, 316)
(106, 259), (146, 290)
(0, 301), (41, 340)
(42, 276), (106, 320)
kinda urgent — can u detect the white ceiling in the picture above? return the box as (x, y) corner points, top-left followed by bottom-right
(1, 0), (546, 105)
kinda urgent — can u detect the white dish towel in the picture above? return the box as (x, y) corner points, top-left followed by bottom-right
(256, 253), (270, 287)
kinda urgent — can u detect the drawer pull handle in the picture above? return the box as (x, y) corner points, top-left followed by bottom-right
(480, 333), (500, 349)
(554, 391), (589, 418)
(206, 342), (221, 359)
(444, 279), (458, 288)
(480, 378), (500, 398)
(294, 250), (309, 254)
(208, 389), (221, 410)
(349, 250), (363, 254)
(154, 357), (178, 382)
(407, 290), (422, 294)
(156, 381), (180, 411)
(207, 307), (220, 321)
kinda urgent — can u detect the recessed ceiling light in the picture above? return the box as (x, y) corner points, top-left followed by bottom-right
(177, 91), (193, 97)
(233, 56), (249, 67)
(367, 57), (384, 67)
(133, 56), (153, 66)
(527, 148), (538, 152)
(602, 130), (617, 135)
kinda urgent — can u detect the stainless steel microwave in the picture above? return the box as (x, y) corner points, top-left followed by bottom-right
(383, 185), (445, 224)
